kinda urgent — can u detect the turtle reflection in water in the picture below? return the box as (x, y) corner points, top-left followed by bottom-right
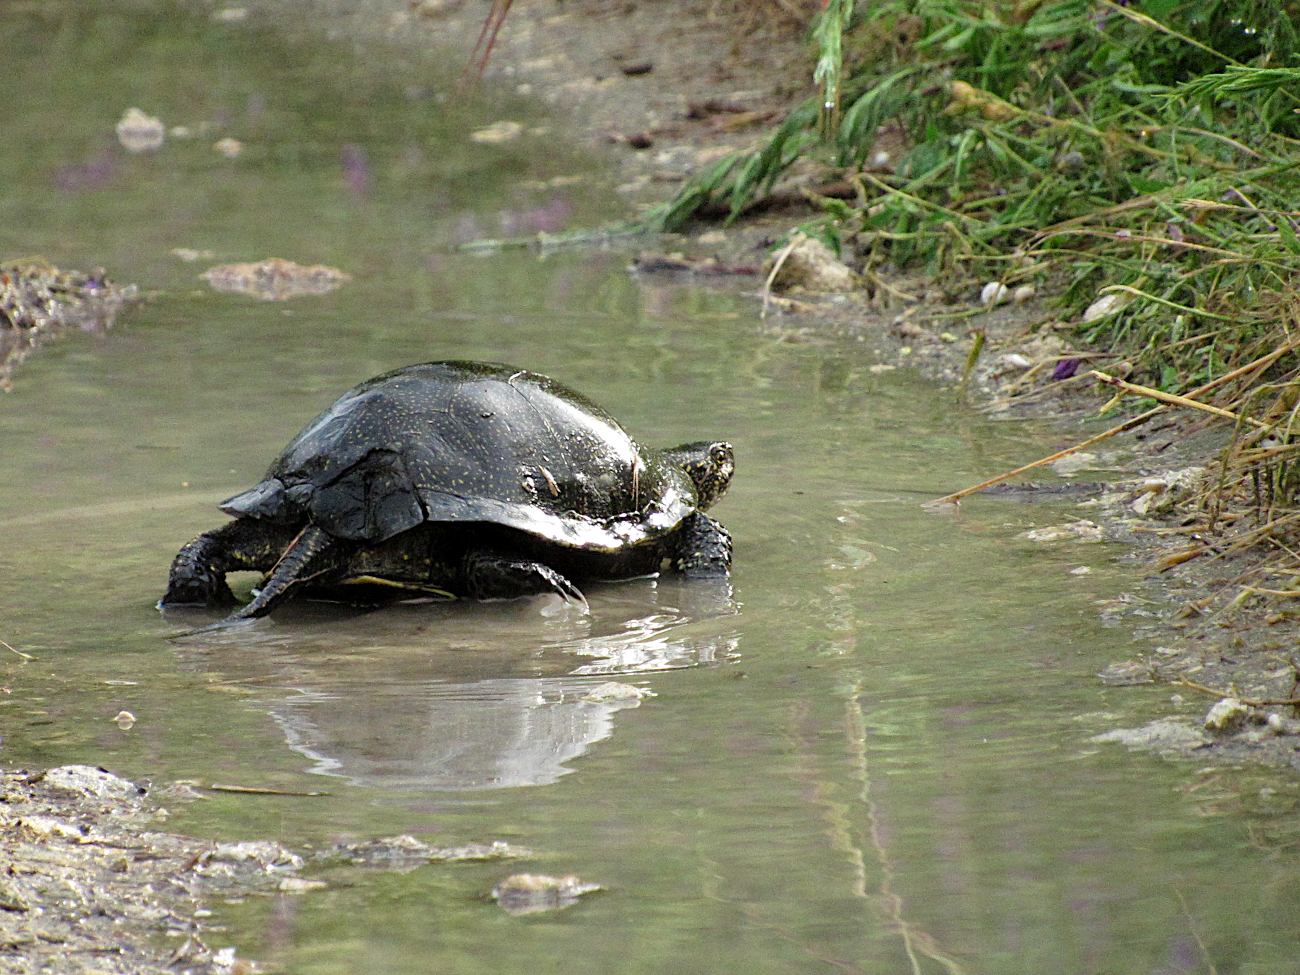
(161, 361), (734, 627)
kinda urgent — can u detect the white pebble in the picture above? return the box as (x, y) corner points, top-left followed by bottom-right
(980, 282), (1010, 306)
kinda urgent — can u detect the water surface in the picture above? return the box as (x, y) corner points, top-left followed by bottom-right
(3, 5), (1299, 974)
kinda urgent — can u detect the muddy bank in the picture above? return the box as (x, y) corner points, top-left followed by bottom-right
(0, 765), (283, 974)
(0, 764), (539, 974)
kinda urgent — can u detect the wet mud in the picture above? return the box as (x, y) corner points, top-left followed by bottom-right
(0, 765), (532, 974)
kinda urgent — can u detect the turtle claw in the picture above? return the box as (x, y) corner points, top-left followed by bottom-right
(550, 576), (590, 613)
(464, 551), (589, 606)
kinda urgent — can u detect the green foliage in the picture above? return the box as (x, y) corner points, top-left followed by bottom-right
(655, 0), (1300, 396)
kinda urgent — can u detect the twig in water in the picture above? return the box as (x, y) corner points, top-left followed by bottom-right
(1173, 886), (1220, 975)
(207, 783), (331, 797)
(1, 640), (32, 661)
(924, 407), (1162, 507)
(1089, 371), (1269, 428)
(1173, 676), (1300, 707)
(761, 231), (806, 319)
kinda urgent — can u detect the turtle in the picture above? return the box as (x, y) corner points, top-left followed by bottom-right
(161, 360), (733, 626)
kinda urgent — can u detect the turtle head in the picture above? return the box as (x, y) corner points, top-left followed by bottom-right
(661, 441), (734, 510)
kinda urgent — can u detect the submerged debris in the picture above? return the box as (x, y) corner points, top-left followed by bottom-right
(0, 257), (137, 389)
(581, 681), (655, 703)
(1091, 719), (1211, 754)
(1020, 519), (1104, 543)
(630, 252), (760, 276)
(491, 873), (602, 915)
(200, 258), (352, 300)
(319, 836), (529, 872)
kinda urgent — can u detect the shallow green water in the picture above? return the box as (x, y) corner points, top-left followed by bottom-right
(3, 4), (1300, 974)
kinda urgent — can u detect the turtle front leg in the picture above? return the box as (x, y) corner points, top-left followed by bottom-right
(162, 518), (299, 607)
(673, 512), (732, 577)
(463, 550), (588, 607)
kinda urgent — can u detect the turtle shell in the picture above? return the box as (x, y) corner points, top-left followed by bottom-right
(219, 361), (697, 551)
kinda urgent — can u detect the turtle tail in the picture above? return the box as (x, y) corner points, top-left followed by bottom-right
(222, 524), (339, 625)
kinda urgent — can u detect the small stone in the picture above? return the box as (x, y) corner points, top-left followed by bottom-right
(209, 840), (303, 870)
(1057, 149), (1086, 174)
(1092, 718), (1209, 752)
(1050, 452), (1099, 477)
(1097, 660), (1154, 686)
(1266, 712), (1300, 735)
(201, 258), (351, 300)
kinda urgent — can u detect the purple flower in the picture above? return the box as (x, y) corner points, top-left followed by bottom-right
(1051, 358), (1082, 381)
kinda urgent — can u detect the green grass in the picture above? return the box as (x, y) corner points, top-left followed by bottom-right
(651, 0), (1300, 402)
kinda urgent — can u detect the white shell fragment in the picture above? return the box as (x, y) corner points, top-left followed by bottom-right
(980, 281), (1010, 306)
(471, 120), (524, 144)
(115, 108), (165, 152)
(1082, 291), (1132, 323)
(213, 138), (243, 159)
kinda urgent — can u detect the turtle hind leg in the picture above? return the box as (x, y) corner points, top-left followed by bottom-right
(463, 551), (588, 608)
(162, 518), (298, 607)
(222, 524), (344, 624)
(673, 512), (732, 577)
